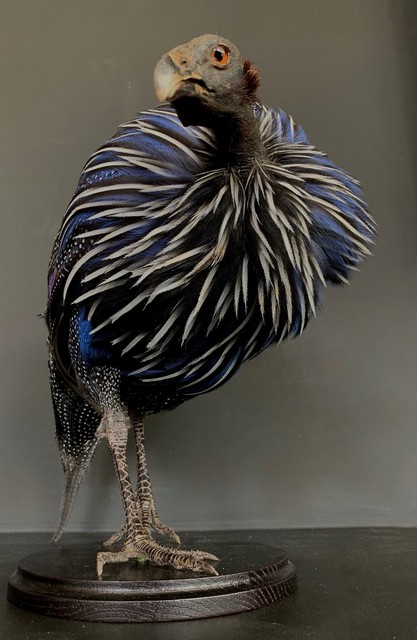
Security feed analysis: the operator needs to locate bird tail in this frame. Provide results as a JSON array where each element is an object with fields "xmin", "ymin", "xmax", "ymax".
[
  {"xmin": 52, "ymin": 439, "xmax": 100, "ymax": 542},
  {"xmin": 49, "ymin": 354, "xmax": 102, "ymax": 542}
]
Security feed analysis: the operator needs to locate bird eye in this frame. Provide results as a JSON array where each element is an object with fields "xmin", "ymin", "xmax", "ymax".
[{"xmin": 211, "ymin": 45, "xmax": 230, "ymax": 66}]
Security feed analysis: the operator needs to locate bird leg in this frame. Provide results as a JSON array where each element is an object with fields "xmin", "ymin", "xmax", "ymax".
[
  {"xmin": 104, "ymin": 414, "xmax": 180, "ymax": 548},
  {"xmin": 96, "ymin": 408, "xmax": 141, "ymax": 575},
  {"xmin": 95, "ymin": 376, "xmax": 218, "ymax": 577},
  {"xmin": 134, "ymin": 414, "xmax": 183, "ymax": 544}
]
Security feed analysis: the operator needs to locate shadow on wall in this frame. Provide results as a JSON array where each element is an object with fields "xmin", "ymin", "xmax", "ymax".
[{"xmin": 390, "ymin": 0, "xmax": 417, "ymax": 191}]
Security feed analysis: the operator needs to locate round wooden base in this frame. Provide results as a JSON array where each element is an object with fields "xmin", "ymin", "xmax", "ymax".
[{"xmin": 8, "ymin": 533, "xmax": 297, "ymax": 622}]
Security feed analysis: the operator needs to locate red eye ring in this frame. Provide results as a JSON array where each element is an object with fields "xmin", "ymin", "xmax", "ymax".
[{"xmin": 211, "ymin": 45, "xmax": 230, "ymax": 66}]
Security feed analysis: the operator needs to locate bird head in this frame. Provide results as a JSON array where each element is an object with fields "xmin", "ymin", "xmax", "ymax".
[{"xmin": 154, "ymin": 34, "xmax": 260, "ymax": 127}]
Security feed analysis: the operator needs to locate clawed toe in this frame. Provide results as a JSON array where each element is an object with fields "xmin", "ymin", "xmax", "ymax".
[
  {"xmin": 97, "ymin": 535, "xmax": 219, "ymax": 577},
  {"xmin": 195, "ymin": 561, "xmax": 219, "ymax": 576},
  {"xmin": 97, "ymin": 549, "xmax": 129, "ymax": 577},
  {"xmin": 172, "ymin": 547, "xmax": 219, "ymax": 562},
  {"xmin": 195, "ymin": 551, "xmax": 219, "ymax": 562},
  {"xmin": 151, "ymin": 518, "xmax": 181, "ymax": 545},
  {"xmin": 103, "ymin": 526, "xmax": 126, "ymax": 548}
]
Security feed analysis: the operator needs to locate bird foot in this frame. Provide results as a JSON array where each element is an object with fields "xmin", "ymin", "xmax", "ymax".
[
  {"xmin": 97, "ymin": 534, "xmax": 219, "ymax": 577},
  {"xmin": 103, "ymin": 513, "xmax": 181, "ymax": 548}
]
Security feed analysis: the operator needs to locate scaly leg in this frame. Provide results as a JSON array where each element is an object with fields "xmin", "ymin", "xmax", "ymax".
[
  {"xmin": 96, "ymin": 408, "xmax": 140, "ymax": 575},
  {"xmin": 94, "ymin": 371, "xmax": 218, "ymax": 577},
  {"xmin": 133, "ymin": 414, "xmax": 182, "ymax": 543},
  {"xmin": 104, "ymin": 414, "xmax": 180, "ymax": 547}
]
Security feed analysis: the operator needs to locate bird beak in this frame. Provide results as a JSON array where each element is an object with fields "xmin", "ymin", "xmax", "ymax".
[{"xmin": 154, "ymin": 48, "xmax": 207, "ymax": 103}]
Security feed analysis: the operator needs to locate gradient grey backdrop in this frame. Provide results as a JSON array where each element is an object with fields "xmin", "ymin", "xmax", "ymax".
[{"xmin": 1, "ymin": 0, "xmax": 416, "ymax": 534}]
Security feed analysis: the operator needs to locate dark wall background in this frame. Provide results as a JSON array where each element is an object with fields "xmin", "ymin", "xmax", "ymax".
[{"xmin": 1, "ymin": 0, "xmax": 416, "ymax": 533}]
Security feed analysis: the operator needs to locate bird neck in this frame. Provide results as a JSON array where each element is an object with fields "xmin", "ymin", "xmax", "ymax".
[
  {"xmin": 210, "ymin": 103, "xmax": 265, "ymax": 167},
  {"xmin": 172, "ymin": 96, "xmax": 264, "ymax": 167}
]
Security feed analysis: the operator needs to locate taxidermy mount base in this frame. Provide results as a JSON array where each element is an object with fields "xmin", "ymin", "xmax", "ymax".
[{"xmin": 8, "ymin": 532, "xmax": 297, "ymax": 622}]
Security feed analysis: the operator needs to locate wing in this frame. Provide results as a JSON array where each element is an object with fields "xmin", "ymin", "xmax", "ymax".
[{"xmin": 47, "ymin": 105, "xmax": 215, "ymax": 388}]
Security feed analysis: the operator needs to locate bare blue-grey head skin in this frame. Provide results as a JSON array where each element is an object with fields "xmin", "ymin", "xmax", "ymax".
[
  {"xmin": 47, "ymin": 34, "xmax": 375, "ymax": 578},
  {"xmin": 154, "ymin": 35, "xmax": 257, "ymax": 114},
  {"xmin": 154, "ymin": 34, "xmax": 262, "ymax": 159}
]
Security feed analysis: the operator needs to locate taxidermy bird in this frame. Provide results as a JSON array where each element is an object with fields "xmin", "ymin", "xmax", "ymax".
[{"xmin": 47, "ymin": 34, "xmax": 375, "ymax": 576}]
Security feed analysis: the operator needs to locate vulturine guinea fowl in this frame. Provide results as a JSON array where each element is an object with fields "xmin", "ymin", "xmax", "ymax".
[{"xmin": 46, "ymin": 35, "xmax": 375, "ymax": 576}]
